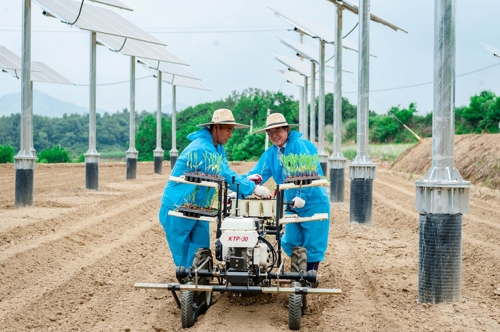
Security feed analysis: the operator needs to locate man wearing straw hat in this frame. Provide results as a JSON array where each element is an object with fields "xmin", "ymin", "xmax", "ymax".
[
  {"xmin": 159, "ymin": 109, "xmax": 271, "ymax": 269},
  {"xmin": 248, "ymin": 113, "xmax": 330, "ymax": 272}
]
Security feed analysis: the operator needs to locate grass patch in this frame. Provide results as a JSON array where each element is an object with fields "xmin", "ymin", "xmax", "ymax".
[{"xmin": 342, "ymin": 143, "xmax": 416, "ymax": 162}]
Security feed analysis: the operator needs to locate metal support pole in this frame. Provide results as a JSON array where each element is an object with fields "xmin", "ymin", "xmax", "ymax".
[
  {"xmin": 415, "ymin": 0, "xmax": 470, "ymax": 304},
  {"xmin": 329, "ymin": 6, "xmax": 346, "ymax": 203},
  {"xmin": 126, "ymin": 56, "xmax": 138, "ymax": 180},
  {"xmin": 15, "ymin": 0, "xmax": 36, "ymax": 207},
  {"xmin": 310, "ymin": 61, "xmax": 316, "ymax": 144},
  {"xmin": 154, "ymin": 71, "xmax": 164, "ymax": 174},
  {"xmin": 318, "ymin": 40, "xmax": 328, "ymax": 175},
  {"xmin": 85, "ymin": 31, "xmax": 100, "ymax": 190},
  {"xmin": 265, "ymin": 109, "xmax": 270, "ymax": 151},
  {"xmin": 349, "ymin": 0, "xmax": 376, "ymax": 224},
  {"xmin": 303, "ymin": 76, "xmax": 309, "ymax": 140},
  {"xmin": 29, "ymin": 80, "xmax": 35, "ymax": 156},
  {"xmin": 170, "ymin": 84, "xmax": 178, "ymax": 169},
  {"xmin": 298, "ymin": 86, "xmax": 304, "ymax": 134}
]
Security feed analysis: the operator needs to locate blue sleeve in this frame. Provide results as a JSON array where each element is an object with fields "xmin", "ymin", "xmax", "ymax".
[
  {"xmin": 246, "ymin": 149, "xmax": 273, "ymax": 185},
  {"xmin": 219, "ymin": 146, "xmax": 256, "ymax": 196}
]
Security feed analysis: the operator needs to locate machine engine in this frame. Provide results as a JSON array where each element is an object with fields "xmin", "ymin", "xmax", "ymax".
[{"xmin": 216, "ymin": 217, "xmax": 270, "ymax": 282}]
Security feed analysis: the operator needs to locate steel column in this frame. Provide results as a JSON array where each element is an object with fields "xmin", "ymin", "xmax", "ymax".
[
  {"xmin": 303, "ymin": 76, "xmax": 309, "ymax": 140},
  {"xmin": 318, "ymin": 40, "xmax": 328, "ymax": 175},
  {"xmin": 84, "ymin": 31, "xmax": 100, "ymax": 190},
  {"xmin": 15, "ymin": 0, "xmax": 36, "ymax": 207},
  {"xmin": 154, "ymin": 71, "xmax": 164, "ymax": 174},
  {"xmin": 348, "ymin": 0, "xmax": 376, "ymax": 224},
  {"xmin": 170, "ymin": 84, "xmax": 178, "ymax": 169},
  {"xmin": 329, "ymin": 6, "xmax": 347, "ymax": 203},
  {"xmin": 310, "ymin": 61, "xmax": 316, "ymax": 143},
  {"xmin": 126, "ymin": 56, "xmax": 138, "ymax": 179},
  {"xmin": 415, "ymin": 0, "xmax": 470, "ymax": 304}
]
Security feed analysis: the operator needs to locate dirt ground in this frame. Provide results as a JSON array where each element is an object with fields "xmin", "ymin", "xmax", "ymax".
[{"xmin": 1, "ymin": 138, "xmax": 500, "ymax": 331}]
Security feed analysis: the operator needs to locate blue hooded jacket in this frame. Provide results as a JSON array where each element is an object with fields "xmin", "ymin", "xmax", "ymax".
[
  {"xmin": 246, "ymin": 130, "xmax": 330, "ymax": 262},
  {"xmin": 159, "ymin": 127, "xmax": 256, "ymax": 267}
]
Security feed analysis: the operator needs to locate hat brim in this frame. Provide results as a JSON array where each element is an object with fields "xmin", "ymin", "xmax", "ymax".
[
  {"xmin": 254, "ymin": 123, "xmax": 299, "ymax": 134},
  {"xmin": 197, "ymin": 122, "xmax": 249, "ymax": 129}
]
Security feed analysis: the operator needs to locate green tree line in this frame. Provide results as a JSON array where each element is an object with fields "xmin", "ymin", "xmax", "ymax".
[{"xmin": 1, "ymin": 88, "xmax": 499, "ymax": 163}]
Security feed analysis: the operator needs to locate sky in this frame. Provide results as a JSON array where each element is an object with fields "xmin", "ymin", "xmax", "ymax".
[{"xmin": 1, "ymin": 0, "xmax": 500, "ymax": 116}]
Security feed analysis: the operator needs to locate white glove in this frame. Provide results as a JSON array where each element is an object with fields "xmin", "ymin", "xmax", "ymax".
[
  {"xmin": 253, "ymin": 185, "xmax": 271, "ymax": 198},
  {"xmin": 292, "ymin": 197, "xmax": 305, "ymax": 209},
  {"xmin": 228, "ymin": 192, "xmax": 237, "ymax": 199}
]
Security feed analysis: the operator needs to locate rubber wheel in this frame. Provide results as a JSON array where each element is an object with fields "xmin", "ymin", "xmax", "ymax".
[
  {"xmin": 289, "ymin": 281, "xmax": 303, "ymax": 330},
  {"xmin": 291, "ymin": 246, "xmax": 307, "ymax": 273},
  {"xmin": 192, "ymin": 248, "xmax": 213, "ymax": 312},
  {"xmin": 181, "ymin": 282, "xmax": 196, "ymax": 328}
]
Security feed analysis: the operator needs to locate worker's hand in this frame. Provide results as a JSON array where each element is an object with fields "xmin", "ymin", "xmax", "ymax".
[
  {"xmin": 292, "ymin": 197, "xmax": 305, "ymax": 209},
  {"xmin": 247, "ymin": 174, "xmax": 263, "ymax": 185},
  {"xmin": 253, "ymin": 185, "xmax": 271, "ymax": 199},
  {"xmin": 228, "ymin": 192, "xmax": 237, "ymax": 200}
]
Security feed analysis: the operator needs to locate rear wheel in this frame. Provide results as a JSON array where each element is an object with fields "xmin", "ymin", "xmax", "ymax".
[
  {"xmin": 288, "ymin": 281, "xmax": 304, "ymax": 330},
  {"xmin": 291, "ymin": 246, "xmax": 307, "ymax": 273}
]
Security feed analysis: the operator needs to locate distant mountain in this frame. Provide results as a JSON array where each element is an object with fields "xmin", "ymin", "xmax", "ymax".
[
  {"xmin": 0, "ymin": 90, "xmax": 109, "ymax": 117},
  {"xmin": 0, "ymin": 91, "xmax": 190, "ymax": 118}
]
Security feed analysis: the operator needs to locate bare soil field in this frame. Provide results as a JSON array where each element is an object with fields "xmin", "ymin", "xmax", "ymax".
[{"xmin": 1, "ymin": 138, "xmax": 500, "ymax": 331}]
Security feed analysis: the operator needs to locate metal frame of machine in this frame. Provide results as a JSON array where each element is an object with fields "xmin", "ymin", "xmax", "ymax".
[{"xmin": 135, "ymin": 174, "xmax": 342, "ymax": 330}]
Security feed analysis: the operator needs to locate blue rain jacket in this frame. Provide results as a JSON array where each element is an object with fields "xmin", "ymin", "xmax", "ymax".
[
  {"xmin": 159, "ymin": 127, "xmax": 256, "ymax": 267},
  {"xmin": 246, "ymin": 130, "xmax": 330, "ymax": 262}
]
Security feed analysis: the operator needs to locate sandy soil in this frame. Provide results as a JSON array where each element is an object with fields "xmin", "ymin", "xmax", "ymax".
[{"xmin": 0, "ymin": 155, "xmax": 499, "ymax": 331}]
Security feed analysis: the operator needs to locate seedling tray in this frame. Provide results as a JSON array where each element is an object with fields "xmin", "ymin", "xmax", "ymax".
[
  {"xmin": 177, "ymin": 206, "xmax": 218, "ymax": 218},
  {"xmin": 183, "ymin": 172, "xmax": 224, "ymax": 183},
  {"xmin": 283, "ymin": 175, "xmax": 321, "ymax": 185}
]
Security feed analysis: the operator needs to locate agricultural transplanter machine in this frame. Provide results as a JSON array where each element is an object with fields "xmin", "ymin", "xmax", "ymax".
[{"xmin": 135, "ymin": 173, "xmax": 342, "ymax": 330}]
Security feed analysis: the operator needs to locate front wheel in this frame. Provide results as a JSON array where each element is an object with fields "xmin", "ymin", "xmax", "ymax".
[
  {"xmin": 180, "ymin": 282, "xmax": 196, "ymax": 328},
  {"xmin": 288, "ymin": 281, "xmax": 304, "ymax": 330}
]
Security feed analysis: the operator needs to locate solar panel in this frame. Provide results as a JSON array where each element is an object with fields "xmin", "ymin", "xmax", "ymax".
[
  {"xmin": 97, "ymin": 33, "xmax": 189, "ymax": 65},
  {"xmin": 277, "ymin": 69, "xmax": 334, "ymax": 93},
  {"xmin": 273, "ymin": 54, "xmax": 335, "ymax": 83},
  {"xmin": 34, "ymin": 0, "xmax": 165, "ymax": 45},
  {"xmin": 165, "ymin": 74, "xmax": 210, "ymax": 91},
  {"xmin": 0, "ymin": 45, "xmax": 42, "ymax": 77},
  {"xmin": 0, "ymin": 45, "xmax": 24, "ymax": 70},
  {"xmin": 481, "ymin": 43, "xmax": 500, "ymax": 58},
  {"xmin": 31, "ymin": 61, "xmax": 73, "ymax": 84},
  {"xmin": 270, "ymin": 7, "xmax": 339, "ymax": 44},
  {"xmin": 142, "ymin": 58, "xmax": 199, "ymax": 79},
  {"xmin": 89, "ymin": 0, "xmax": 132, "ymax": 11},
  {"xmin": 278, "ymin": 37, "xmax": 354, "ymax": 72},
  {"xmin": 327, "ymin": 0, "xmax": 408, "ymax": 33}
]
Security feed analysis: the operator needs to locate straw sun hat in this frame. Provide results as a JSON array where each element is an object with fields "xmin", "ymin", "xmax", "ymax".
[
  {"xmin": 197, "ymin": 109, "xmax": 249, "ymax": 128},
  {"xmin": 254, "ymin": 113, "xmax": 298, "ymax": 134}
]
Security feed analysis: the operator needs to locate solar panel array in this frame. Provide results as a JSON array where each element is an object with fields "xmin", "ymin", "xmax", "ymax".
[
  {"xmin": 165, "ymin": 74, "xmax": 210, "ymax": 91},
  {"xmin": 34, "ymin": 0, "xmax": 164, "ymax": 45},
  {"xmin": 273, "ymin": 54, "xmax": 335, "ymax": 83},
  {"xmin": 89, "ymin": 0, "xmax": 132, "ymax": 11},
  {"xmin": 31, "ymin": 61, "xmax": 73, "ymax": 84},
  {"xmin": 277, "ymin": 69, "xmax": 334, "ymax": 93},
  {"xmin": 1, "ymin": 46, "xmax": 72, "ymax": 84},
  {"xmin": 327, "ymin": 0, "xmax": 408, "ymax": 33},
  {"xmin": 142, "ymin": 58, "xmax": 198, "ymax": 79},
  {"xmin": 97, "ymin": 33, "xmax": 189, "ymax": 65},
  {"xmin": 482, "ymin": 43, "xmax": 500, "ymax": 58},
  {"xmin": 277, "ymin": 37, "xmax": 354, "ymax": 72},
  {"xmin": 270, "ymin": 7, "xmax": 338, "ymax": 43}
]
